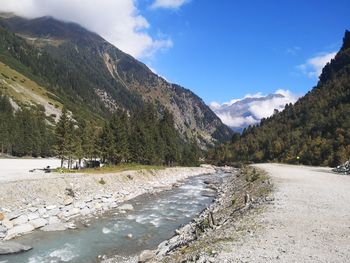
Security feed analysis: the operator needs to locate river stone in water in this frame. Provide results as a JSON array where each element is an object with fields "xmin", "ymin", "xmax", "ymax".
[{"xmin": 0, "ymin": 241, "xmax": 32, "ymax": 255}]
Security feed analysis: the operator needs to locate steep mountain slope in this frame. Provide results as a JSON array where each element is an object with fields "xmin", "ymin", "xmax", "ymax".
[
  {"xmin": 0, "ymin": 14, "xmax": 232, "ymax": 144},
  {"xmin": 209, "ymin": 30, "xmax": 350, "ymax": 166},
  {"xmin": 210, "ymin": 93, "xmax": 297, "ymax": 132}
]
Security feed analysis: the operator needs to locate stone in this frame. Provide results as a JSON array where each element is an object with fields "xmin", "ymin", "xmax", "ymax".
[
  {"xmin": 29, "ymin": 218, "xmax": 48, "ymax": 229},
  {"xmin": 48, "ymin": 208, "xmax": 60, "ymax": 216},
  {"xmin": 80, "ymin": 207, "xmax": 91, "ymax": 216},
  {"xmin": 28, "ymin": 207, "xmax": 38, "ymax": 213},
  {"xmin": 6, "ymin": 211, "xmax": 22, "ymax": 220},
  {"xmin": 2, "ymin": 219, "xmax": 13, "ymax": 229},
  {"xmin": 27, "ymin": 212, "xmax": 39, "ymax": 221},
  {"xmin": 11, "ymin": 215, "xmax": 28, "ymax": 226},
  {"xmin": 46, "ymin": 205, "xmax": 57, "ymax": 210},
  {"xmin": 38, "ymin": 208, "xmax": 47, "ymax": 215},
  {"xmin": 48, "ymin": 216, "xmax": 61, "ymax": 225},
  {"xmin": 138, "ymin": 250, "xmax": 156, "ymax": 262},
  {"xmin": 74, "ymin": 201, "xmax": 86, "ymax": 209},
  {"xmin": 64, "ymin": 196, "xmax": 74, "ymax": 206},
  {"xmin": 41, "ymin": 223, "xmax": 67, "ymax": 232},
  {"xmin": 4, "ymin": 224, "xmax": 35, "ymax": 240},
  {"xmin": 0, "ymin": 241, "xmax": 32, "ymax": 255},
  {"xmin": 0, "ymin": 212, "xmax": 4, "ymax": 221},
  {"xmin": 118, "ymin": 204, "xmax": 134, "ymax": 211}
]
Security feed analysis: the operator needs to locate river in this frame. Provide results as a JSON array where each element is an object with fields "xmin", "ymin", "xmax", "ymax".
[{"xmin": 0, "ymin": 172, "xmax": 228, "ymax": 263}]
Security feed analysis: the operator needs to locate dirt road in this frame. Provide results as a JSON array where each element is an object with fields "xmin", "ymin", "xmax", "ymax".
[{"xmin": 216, "ymin": 163, "xmax": 350, "ymax": 262}]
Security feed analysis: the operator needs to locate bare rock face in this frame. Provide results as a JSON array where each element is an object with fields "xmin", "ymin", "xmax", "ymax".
[{"xmin": 0, "ymin": 241, "xmax": 32, "ymax": 255}]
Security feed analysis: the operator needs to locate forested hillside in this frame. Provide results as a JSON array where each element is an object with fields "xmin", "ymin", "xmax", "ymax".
[
  {"xmin": 0, "ymin": 14, "xmax": 232, "ymax": 145},
  {"xmin": 208, "ymin": 30, "xmax": 350, "ymax": 167},
  {"xmin": 0, "ymin": 94, "xmax": 199, "ymax": 166}
]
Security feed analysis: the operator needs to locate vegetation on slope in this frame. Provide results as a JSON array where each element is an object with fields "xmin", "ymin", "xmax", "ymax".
[{"xmin": 208, "ymin": 30, "xmax": 350, "ymax": 167}]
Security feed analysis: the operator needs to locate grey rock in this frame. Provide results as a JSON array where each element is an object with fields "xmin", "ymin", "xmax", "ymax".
[
  {"xmin": 11, "ymin": 215, "xmax": 28, "ymax": 226},
  {"xmin": 80, "ymin": 207, "xmax": 91, "ymax": 216},
  {"xmin": 29, "ymin": 218, "xmax": 48, "ymax": 229},
  {"xmin": 0, "ymin": 241, "xmax": 32, "ymax": 255},
  {"xmin": 41, "ymin": 223, "xmax": 67, "ymax": 232},
  {"xmin": 6, "ymin": 211, "xmax": 22, "ymax": 220},
  {"xmin": 48, "ymin": 216, "xmax": 61, "ymax": 225},
  {"xmin": 2, "ymin": 219, "xmax": 13, "ymax": 229},
  {"xmin": 38, "ymin": 207, "xmax": 47, "ymax": 215},
  {"xmin": 4, "ymin": 224, "xmax": 35, "ymax": 240},
  {"xmin": 27, "ymin": 212, "xmax": 39, "ymax": 221},
  {"xmin": 48, "ymin": 208, "xmax": 60, "ymax": 216},
  {"xmin": 45, "ymin": 205, "xmax": 57, "ymax": 210}
]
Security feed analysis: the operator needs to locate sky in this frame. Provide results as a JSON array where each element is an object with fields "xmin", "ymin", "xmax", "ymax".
[{"xmin": 0, "ymin": 0, "xmax": 349, "ymax": 106}]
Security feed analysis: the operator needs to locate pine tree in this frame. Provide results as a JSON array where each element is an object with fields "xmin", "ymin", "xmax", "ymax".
[{"xmin": 54, "ymin": 108, "xmax": 73, "ymax": 168}]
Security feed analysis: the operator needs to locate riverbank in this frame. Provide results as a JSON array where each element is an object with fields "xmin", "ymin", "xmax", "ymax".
[{"xmin": 0, "ymin": 162, "xmax": 217, "ymax": 242}]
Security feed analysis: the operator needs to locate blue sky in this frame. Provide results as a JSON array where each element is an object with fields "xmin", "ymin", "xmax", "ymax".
[
  {"xmin": 1, "ymin": 0, "xmax": 349, "ymax": 104},
  {"xmin": 138, "ymin": 0, "xmax": 350, "ymax": 104}
]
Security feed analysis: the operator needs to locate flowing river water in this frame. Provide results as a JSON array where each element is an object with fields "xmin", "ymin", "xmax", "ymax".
[{"xmin": 0, "ymin": 172, "xmax": 228, "ymax": 263}]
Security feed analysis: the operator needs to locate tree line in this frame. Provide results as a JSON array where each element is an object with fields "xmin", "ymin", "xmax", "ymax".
[{"xmin": 0, "ymin": 95, "xmax": 200, "ymax": 167}]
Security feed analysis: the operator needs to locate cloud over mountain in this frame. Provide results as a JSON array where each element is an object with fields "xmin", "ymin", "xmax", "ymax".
[
  {"xmin": 0, "ymin": 0, "xmax": 172, "ymax": 58},
  {"xmin": 210, "ymin": 89, "xmax": 299, "ymax": 131}
]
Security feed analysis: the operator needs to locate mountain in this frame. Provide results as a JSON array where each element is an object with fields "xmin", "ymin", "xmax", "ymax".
[
  {"xmin": 0, "ymin": 14, "xmax": 232, "ymax": 145},
  {"xmin": 210, "ymin": 92, "xmax": 298, "ymax": 132},
  {"xmin": 208, "ymin": 30, "xmax": 350, "ymax": 167}
]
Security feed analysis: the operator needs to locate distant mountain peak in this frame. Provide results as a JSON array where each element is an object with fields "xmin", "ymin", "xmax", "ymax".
[{"xmin": 210, "ymin": 90, "xmax": 299, "ymax": 132}]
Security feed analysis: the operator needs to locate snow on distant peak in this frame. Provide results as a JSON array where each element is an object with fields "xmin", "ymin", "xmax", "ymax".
[{"xmin": 210, "ymin": 89, "xmax": 300, "ymax": 132}]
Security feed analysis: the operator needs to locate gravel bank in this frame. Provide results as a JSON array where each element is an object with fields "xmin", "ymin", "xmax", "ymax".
[{"xmin": 0, "ymin": 160, "xmax": 216, "ymax": 241}]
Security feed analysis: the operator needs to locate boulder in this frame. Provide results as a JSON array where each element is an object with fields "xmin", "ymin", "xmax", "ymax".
[
  {"xmin": 4, "ymin": 224, "xmax": 35, "ymax": 240},
  {"xmin": 138, "ymin": 250, "xmax": 156, "ymax": 262},
  {"xmin": 29, "ymin": 218, "xmax": 48, "ymax": 229},
  {"xmin": 0, "ymin": 241, "xmax": 32, "ymax": 255},
  {"xmin": 11, "ymin": 215, "xmax": 28, "ymax": 226},
  {"xmin": 41, "ymin": 223, "xmax": 67, "ymax": 232}
]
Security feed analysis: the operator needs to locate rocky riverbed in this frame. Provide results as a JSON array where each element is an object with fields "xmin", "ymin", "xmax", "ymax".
[
  {"xmin": 0, "ymin": 164, "xmax": 216, "ymax": 247},
  {"xmin": 101, "ymin": 166, "xmax": 272, "ymax": 263}
]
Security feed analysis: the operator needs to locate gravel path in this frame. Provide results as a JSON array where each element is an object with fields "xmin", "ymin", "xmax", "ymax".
[{"xmin": 216, "ymin": 163, "xmax": 350, "ymax": 262}]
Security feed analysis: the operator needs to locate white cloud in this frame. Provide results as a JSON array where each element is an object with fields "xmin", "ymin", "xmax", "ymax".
[
  {"xmin": 151, "ymin": 0, "xmax": 189, "ymax": 9},
  {"xmin": 0, "ymin": 0, "xmax": 173, "ymax": 58},
  {"xmin": 210, "ymin": 89, "xmax": 300, "ymax": 129},
  {"xmin": 216, "ymin": 113, "xmax": 257, "ymax": 128},
  {"xmin": 297, "ymin": 51, "xmax": 336, "ymax": 78},
  {"xmin": 248, "ymin": 90, "xmax": 298, "ymax": 119}
]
